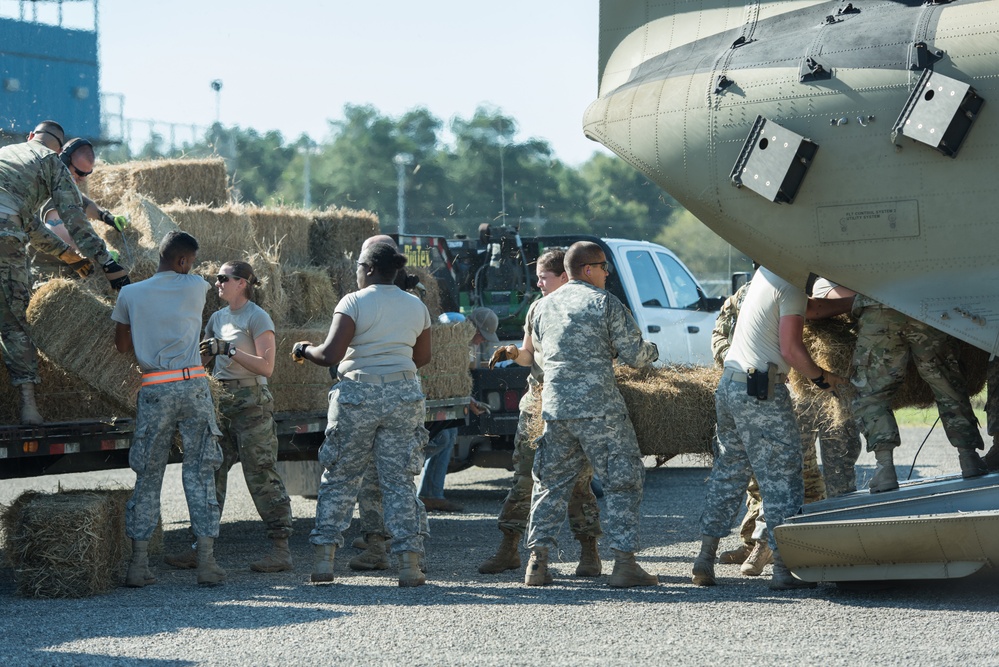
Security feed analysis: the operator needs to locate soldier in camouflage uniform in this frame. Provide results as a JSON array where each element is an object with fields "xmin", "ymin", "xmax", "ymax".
[
  {"xmin": 112, "ymin": 231, "xmax": 225, "ymax": 588},
  {"xmin": 524, "ymin": 241, "xmax": 658, "ymax": 588},
  {"xmin": 479, "ymin": 249, "xmax": 602, "ymax": 577},
  {"xmin": 294, "ymin": 242, "xmax": 431, "ymax": 587},
  {"xmin": 0, "ymin": 121, "xmax": 130, "ymax": 423},
  {"xmin": 693, "ymin": 267, "xmax": 851, "ymax": 590},
  {"xmin": 850, "ymin": 297, "xmax": 987, "ymax": 491},
  {"xmin": 984, "ymin": 358, "xmax": 999, "ymax": 471}
]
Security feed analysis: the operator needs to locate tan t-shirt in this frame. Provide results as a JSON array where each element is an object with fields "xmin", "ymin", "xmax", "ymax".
[
  {"xmin": 724, "ymin": 267, "xmax": 806, "ymax": 376},
  {"xmin": 335, "ymin": 284, "xmax": 432, "ymax": 376},
  {"xmin": 204, "ymin": 301, "xmax": 275, "ymax": 381}
]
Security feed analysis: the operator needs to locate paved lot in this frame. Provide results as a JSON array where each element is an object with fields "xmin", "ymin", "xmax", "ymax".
[{"xmin": 1, "ymin": 425, "xmax": 997, "ymax": 666}]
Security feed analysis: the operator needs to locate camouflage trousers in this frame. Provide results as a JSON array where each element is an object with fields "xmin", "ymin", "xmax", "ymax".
[
  {"xmin": 356, "ymin": 460, "xmax": 430, "ymax": 539},
  {"xmin": 986, "ymin": 357, "xmax": 999, "ymax": 439},
  {"xmin": 0, "ymin": 236, "xmax": 38, "ymax": 386},
  {"xmin": 701, "ymin": 374, "xmax": 803, "ymax": 552},
  {"xmin": 527, "ymin": 413, "xmax": 643, "ymax": 553},
  {"xmin": 497, "ymin": 409, "xmax": 601, "ymax": 538},
  {"xmin": 215, "ymin": 383, "xmax": 293, "ymax": 540},
  {"xmin": 126, "ymin": 377, "xmax": 223, "ymax": 541},
  {"xmin": 310, "ymin": 379, "xmax": 428, "ymax": 555},
  {"xmin": 799, "ymin": 397, "xmax": 861, "ymax": 498},
  {"xmin": 851, "ymin": 305, "xmax": 983, "ymax": 452}
]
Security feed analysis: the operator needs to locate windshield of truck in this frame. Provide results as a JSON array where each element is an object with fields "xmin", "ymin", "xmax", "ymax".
[
  {"xmin": 626, "ymin": 250, "xmax": 671, "ymax": 308},
  {"xmin": 657, "ymin": 252, "xmax": 701, "ymax": 309}
]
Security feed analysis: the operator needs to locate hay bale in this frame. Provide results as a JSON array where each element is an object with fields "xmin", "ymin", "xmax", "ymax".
[
  {"xmin": 247, "ymin": 249, "xmax": 288, "ymax": 326},
  {"xmin": 26, "ymin": 279, "xmax": 140, "ymax": 413},
  {"xmin": 615, "ymin": 365, "xmax": 721, "ymax": 459},
  {"xmin": 160, "ymin": 203, "xmax": 253, "ymax": 266},
  {"xmin": 244, "ymin": 205, "xmax": 313, "ymax": 267},
  {"xmin": 421, "ymin": 322, "xmax": 475, "ymax": 400},
  {"xmin": 328, "ymin": 258, "xmax": 358, "ymax": 302},
  {"xmin": 93, "ymin": 192, "xmax": 180, "ymax": 282},
  {"xmin": 87, "ymin": 158, "xmax": 229, "ymax": 209},
  {"xmin": 0, "ymin": 357, "xmax": 127, "ymax": 422},
  {"xmin": 309, "ymin": 207, "xmax": 380, "ymax": 267},
  {"xmin": 408, "ymin": 266, "xmax": 443, "ymax": 319},
  {"xmin": 283, "ymin": 268, "xmax": 336, "ymax": 326},
  {"xmin": 270, "ymin": 327, "xmax": 335, "ymax": 412}
]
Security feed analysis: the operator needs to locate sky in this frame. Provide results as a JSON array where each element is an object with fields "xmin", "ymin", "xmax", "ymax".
[{"xmin": 79, "ymin": 0, "xmax": 609, "ymax": 165}]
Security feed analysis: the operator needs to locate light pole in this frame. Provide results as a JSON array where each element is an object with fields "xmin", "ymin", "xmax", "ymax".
[
  {"xmin": 393, "ymin": 153, "xmax": 414, "ymax": 235},
  {"xmin": 210, "ymin": 79, "xmax": 223, "ymax": 125},
  {"xmin": 301, "ymin": 139, "xmax": 316, "ymax": 208}
]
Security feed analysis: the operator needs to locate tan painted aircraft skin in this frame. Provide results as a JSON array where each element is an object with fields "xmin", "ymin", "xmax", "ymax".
[{"xmin": 584, "ymin": 0, "xmax": 999, "ymax": 354}]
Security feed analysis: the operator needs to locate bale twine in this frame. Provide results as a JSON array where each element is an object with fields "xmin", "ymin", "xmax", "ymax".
[
  {"xmin": 270, "ymin": 327, "xmax": 335, "ymax": 412},
  {"xmin": 2, "ymin": 489, "xmax": 163, "ymax": 597},
  {"xmin": 26, "ymin": 279, "xmax": 139, "ymax": 413},
  {"xmin": 87, "ymin": 158, "xmax": 229, "ymax": 209},
  {"xmin": 615, "ymin": 365, "xmax": 721, "ymax": 460},
  {"xmin": 309, "ymin": 207, "xmax": 380, "ymax": 267},
  {"xmin": 421, "ymin": 322, "xmax": 475, "ymax": 400},
  {"xmin": 283, "ymin": 268, "xmax": 336, "ymax": 326},
  {"xmin": 245, "ymin": 205, "xmax": 313, "ymax": 267},
  {"xmin": 407, "ymin": 266, "xmax": 443, "ymax": 319},
  {"xmin": 160, "ymin": 203, "xmax": 253, "ymax": 267}
]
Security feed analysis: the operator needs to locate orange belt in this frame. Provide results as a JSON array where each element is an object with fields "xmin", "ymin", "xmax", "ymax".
[{"xmin": 141, "ymin": 366, "xmax": 207, "ymax": 387}]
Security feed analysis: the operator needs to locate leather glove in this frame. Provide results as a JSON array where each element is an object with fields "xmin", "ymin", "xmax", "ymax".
[
  {"xmin": 292, "ymin": 341, "xmax": 311, "ymax": 364},
  {"xmin": 58, "ymin": 249, "xmax": 93, "ymax": 279},
  {"xmin": 101, "ymin": 210, "xmax": 129, "ymax": 232},
  {"xmin": 102, "ymin": 258, "xmax": 131, "ymax": 290},
  {"xmin": 200, "ymin": 337, "xmax": 234, "ymax": 358},
  {"xmin": 488, "ymin": 344, "xmax": 519, "ymax": 369}
]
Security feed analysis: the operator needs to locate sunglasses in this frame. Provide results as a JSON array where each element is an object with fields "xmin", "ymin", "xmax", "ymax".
[
  {"xmin": 71, "ymin": 164, "xmax": 92, "ymax": 178},
  {"xmin": 216, "ymin": 274, "xmax": 241, "ymax": 283},
  {"xmin": 582, "ymin": 261, "xmax": 609, "ymax": 271}
]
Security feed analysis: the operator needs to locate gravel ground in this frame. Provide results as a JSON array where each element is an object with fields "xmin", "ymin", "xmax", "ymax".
[{"xmin": 1, "ymin": 424, "xmax": 997, "ymax": 666}]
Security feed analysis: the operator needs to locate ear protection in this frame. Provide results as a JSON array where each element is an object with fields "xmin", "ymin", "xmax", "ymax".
[{"xmin": 60, "ymin": 138, "xmax": 93, "ymax": 169}]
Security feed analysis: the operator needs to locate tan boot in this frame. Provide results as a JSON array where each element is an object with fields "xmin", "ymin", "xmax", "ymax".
[
  {"xmin": 769, "ymin": 551, "xmax": 816, "ymax": 590},
  {"xmin": 575, "ymin": 535, "xmax": 602, "ymax": 577},
  {"xmin": 349, "ymin": 534, "xmax": 390, "ymax": 571},
  {"xmin": 869, "ymin": 447, "xmax": 899, "ymax": 493},
  {"xmin": 718, "ymin": 542, "xmax": 753, "ymax": 565},
  {"xmin": 196, "ymin": 537, "xmax": 226, "ymax": 586},
  {"xmin": 351, "ymin": 535, "xmax": 368, "ymax": 550},
  {"xmin": 19, "ymin": 384, "xmax": 43, "ymax": 425},
  {"xmin": 740, "ymin": 540, "xmax": 774, "ymax": 576},
  {"xmin": 398, "ymin": 552, "xmax": 426, "ymax": 587},
  {"xmin": 691, "ymin": 535, "xmax": 720, "ymax": 586},
  {"xmin": 250, "ymin": 538, "xmax": 293, "ymax": 573},
  {"xmin": 163, "ymin": 544, "xmax": 198, "ymax": 569},
  {"xmin": 125, "ymin": 540, "xmax": 156, "ymax": 587},
  {"xmin": 311, "ymin": 544, "xmax": 337, "ymax": 584},
  {"xmin": 478, "ymin": 529, "xmax": 521, "ymax": 574},
  {"xmin": 608, "ymin": 549, "xmax": 657, "ymax": 587},
  {"xmin": 524, "ymin": 548, "xmax": 553, "ymax": 586},
  {"xmin": 959, "ymin": 449, "xmax": 988, "ymax": 478}
]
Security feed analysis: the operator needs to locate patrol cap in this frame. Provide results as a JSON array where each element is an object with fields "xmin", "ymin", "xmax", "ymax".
[{"xmin": 468, "ymin": 308, "xmax": 499, "ymax": 344}]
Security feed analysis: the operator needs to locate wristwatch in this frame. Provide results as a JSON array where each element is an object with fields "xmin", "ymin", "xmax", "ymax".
[{"xmin": 227, "ymin": 346, "xmax": 237, "ymax": 358}]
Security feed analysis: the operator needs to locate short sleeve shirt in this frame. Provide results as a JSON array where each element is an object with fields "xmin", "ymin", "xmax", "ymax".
[
  {"xmin": 204, "ymin": 300, "xmax": 275, "ymax": 381},
  {"xmin": 724, "ymin": 267, "xmax": 806, "ymax": 376},
  {"xmin": 335, "ymin": 284, "xmax": 432, "ymax": 376}
]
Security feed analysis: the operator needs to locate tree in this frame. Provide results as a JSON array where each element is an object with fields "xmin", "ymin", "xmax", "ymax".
[
  {"xmin": 654, "ymin": 210, "xmax": 752, "ymax": 294},
  {"xmin": 578, "ymin": 153, "xmax": 682, "ymax": 240}
]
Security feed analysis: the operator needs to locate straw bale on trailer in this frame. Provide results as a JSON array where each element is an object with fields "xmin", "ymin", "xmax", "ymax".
[
  {"xmin": 26, "ymin": 279, "xmax": 140, "ymax": 413},
  {"xmin": 421, "ymin": 321, "xmax": 475, "ymax": 400},
  {"xmin": 87, "ymin": 158, "xmax": 229, "ymax": 209},
  {"xmin": 283, "ymin": 268, "xmax": 336, "ymax": 326},
  {"xmin": 328, "ymin": 257, "xmax": 359, "ymax": 302},
  {"xmin": 309, "ymin": 207, "xmax": 380, "ymax": 266},
  {"xmin": 160, "ymin": 203, "xmax": 253, "ymax": 266},
  {"xmin": 615, "ymin": 365, "xmax": 721, "ymax": 460},
  {"xmin": 407, "ymin": 266, "xmax": 443, "ymax": 319},
  {"xmin": 0, "ymin": 357, "xmax": 124, "ymax": 422},
  {"xmin": 94, "ymin": 192, "xmax": 180, "ymax": 282},
  {"xmin": 246, "ymin": 249, "xmax": 288, "ymax": 326},
  {"xmin": 270, "ymin": 327, "xmax": 335, "ymax": 413},
  {"xmin": 244, "ymin": 205, "xmax": 313, "ymax": 266}
]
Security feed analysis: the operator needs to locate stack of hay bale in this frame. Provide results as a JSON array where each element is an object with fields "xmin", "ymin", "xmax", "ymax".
[{"xmin": 19, "ymin": 157, "xmax": 457, "ymax": 418}]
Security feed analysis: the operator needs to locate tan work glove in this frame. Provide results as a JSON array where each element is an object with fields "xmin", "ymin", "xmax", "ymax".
[
  {"xmin": 292, "ymin": 341, "xmax": 311, "ymax": 364},
  {"xmin": 488, "ymin": 344, "xmax": 519, "ymax": 369},
  {"xmin": 58, "ymin": 248, "xmax": 93, "ymax": 278}
]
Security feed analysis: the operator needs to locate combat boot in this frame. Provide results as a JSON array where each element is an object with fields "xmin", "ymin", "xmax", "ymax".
[
  {"xmin": 985, "ymin": 439, "xmax": 999, "ymax": 472},
  {"xmin": 163, "ymin": 544, "xmax": 198, "ymax": 569},
  {"xmin": 769, "ymin": 551, "xmax": 817, "ymax": 590},
  {"xmin": 19, "ymin": 384, "xmax": 43, "ymax": 425},
  {"xmin": 478, "ymin": 529, "xmax": 521, "ymax": 574},
  {"xmin": 869, "ymin": 447, "xmax": 899, "ymax": 493},
  {"xmin": 125, "ymin": 540, "xmax": 156, "ymax": 588},
  {"xmin": 718, "ymin": 542, "xmax": 753, "ymax": 565},
  {"xmin": 311, "ymin": 544, "xmax": 336, "ymax": 583},
  {"xmin": 740, "ymin": 540, "xmax": 774, "ymax": 577},
  {"xmin": 524, "ymin": 548, "xmax": 553, "ymax": 586},
  {"xmin": 575, "ymin": 535, "xmax": 602, "ymax": 577},
  {"xmin": 691, "ymin": 535, "xmax": 720, "ymax": 586},
  {"xmin": 349, "ymin": 534, "xmax": 390, "ymax": 571},
  {"xmin": 196, "ymin": 537, "xmax": 226, "ymax": 586},
  {"xmin": 958, "ymin": 449, "xmax": 988, "ymax": 478},
  {"xmin": 608, "ymin": 550, "xmax": 657, "ymax": 588},
  {"xmin": 398, "ymin": 552, "xmax": 426, "ymax": 587},
  {"xmin": 250, "ymin": 538, "xmax": 293, "ymax": 573},
  {"xmin": 351, "ymin": 535, "xmax": 368, "ymax": 550}
]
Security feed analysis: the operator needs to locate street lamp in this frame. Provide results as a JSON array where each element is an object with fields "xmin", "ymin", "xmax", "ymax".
[
  {"xmin": 210, "ymin": 79, "xmax": 223, "ymax": 125},
  {"xmin": 393, "ymin": 153, "xmax": 414, "ymax": 235}
]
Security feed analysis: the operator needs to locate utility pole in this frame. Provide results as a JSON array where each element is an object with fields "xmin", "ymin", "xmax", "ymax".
[{"xmin": 393, "ymin": 153, "xmax": 414, "ymax": 234}]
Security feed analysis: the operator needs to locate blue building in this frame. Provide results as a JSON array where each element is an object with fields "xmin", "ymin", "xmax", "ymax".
[{"xmin": 0, "ymin": 6, "xmax": 100, "ymax": 143}]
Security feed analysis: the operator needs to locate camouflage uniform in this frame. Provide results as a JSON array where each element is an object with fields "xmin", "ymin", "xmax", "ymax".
[
  {"xmin": 797, "ymin": 396, "xmax": 861, "ymax": 497},
  {"xmin": 310, "ymin": 378, "xmax": 428, "ymax": 555},
  {"xmin": 126, "ymin": 377, "xmax": 224, "ymax": 541},
  {"xmin": 526, "ymin": 281, "xmax": 658, "ymax": 554},
  {"xmin": 987, "ymin": 358, "xmax": 999, "ymax": 442},
  {"xmin": 357, "ymin": 458, "xmax": 430, "ymax": 539},
  {"xmin": 214, "ymin": 383, "xmax": 293, "ymax": 539},
  {"xmin": 851, "ymin": 300, "xmax": 983, "ymax": 453},
  {"xmin": 0, "ymin": 140, "xmax": 112, "ymax": 385}
]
